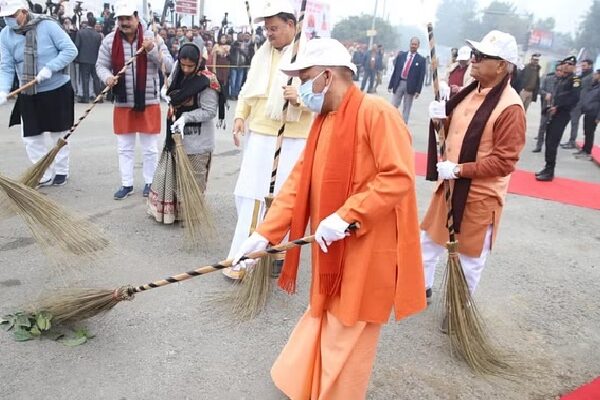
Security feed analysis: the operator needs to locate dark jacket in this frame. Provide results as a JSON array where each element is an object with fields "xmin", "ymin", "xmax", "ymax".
[
  {"xmin": 362, "ymin": 50, "xmax": 383, "ymax": 73},
  {"xmin": 553, "ymin": 73, "xmax": 581, "ymax": 113},
  {"xmin": 515, "ymin": 63, "xmax": 541, "ymax": 101},
  {"xmin": 229, "ymin": 40, "xmax": 254, "ymax": 67},
  {"xmin": 74, "ymin": 26, "xmax": 102, "ymax": 64},
  {"xmin": 388, "ymin": 51, "xmax": 426, "ymax": 95},
  {"xmin": 582, "ymin": 81, "xmax": 600, "ymax": 119}
]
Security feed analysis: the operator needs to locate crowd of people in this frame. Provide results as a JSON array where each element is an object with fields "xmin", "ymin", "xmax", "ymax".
[{"xmin": 0, "ymin": 0, "xmax": 597, "ymax": 397}]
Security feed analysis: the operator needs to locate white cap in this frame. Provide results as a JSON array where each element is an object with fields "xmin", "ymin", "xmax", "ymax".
[
  {"xmin": 456, "ymin": 46, "xmax": 471, "ymax": 62},
  {"xmin": 114, "ymin": 0, "xmax": 137, "ymax": 17},
  {"xmin": 254, "ymin": 0, "xmax": 295, "ymax": 23},
  {"xmin": 0, "ymin": 0, "xmax": 28, "ymax": 17},
  {"xmin": 466, "ymin": 30, "xmax": 518, "ymax": 65},
  {"xmin": 280, "ymin": 38, "xmax": 357, "ymax": 77}
]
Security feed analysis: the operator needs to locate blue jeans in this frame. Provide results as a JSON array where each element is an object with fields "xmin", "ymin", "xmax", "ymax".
[{"xmin": 229, "ymin": 67, "xmax": 247, "ymax": 98}]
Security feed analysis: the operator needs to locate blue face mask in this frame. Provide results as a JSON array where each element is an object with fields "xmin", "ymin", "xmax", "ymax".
[
  {"xmin": 4, "ymin": 17, "xmax": 19, "ymax": 30},
  {"xmin": 299, "ymin": 70, "xmax": 329, "ymax": 114}
]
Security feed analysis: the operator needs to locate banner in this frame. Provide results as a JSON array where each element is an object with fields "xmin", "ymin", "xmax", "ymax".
[
  {"xmin": 176, "ymin": 0, "xmax": 197, "ymax": 16},
  {"xmin": 293, "ymin": 0, "xmax": 331, "ymax": 39},
  {"xmin": 528, "ymin": 29, "xmax": 554, "ymax": 50}
]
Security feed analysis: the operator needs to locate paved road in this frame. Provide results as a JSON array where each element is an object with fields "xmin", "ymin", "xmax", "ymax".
[{"xmin": 0, "ymin": 83, "xmax": 599, "ymax": 399}]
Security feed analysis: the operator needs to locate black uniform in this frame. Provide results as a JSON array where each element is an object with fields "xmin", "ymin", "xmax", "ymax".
[{"xmin": 541, "ymin": 72, "xmax": 581, "ymax": 174}]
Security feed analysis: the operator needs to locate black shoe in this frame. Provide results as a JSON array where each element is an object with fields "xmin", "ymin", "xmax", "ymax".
[
  {"xmin": 532, "ymin": 147, "xmax": 542, "ymax": 153},
  {"xmin": 560, "ymin": 141, "xmax": 576, "ymax": 149},
  {"xmin": 573, "ymin": 149, "xmax": 586, "ymax": 155},
  {"xmin": 536, "ymin": 170, "xmax": 554, "ymax": 181},
  {"xmin": 52, "ymin": 174, "xmax": 68, "ymax": 186},
  {"xmin": 426, "ymin": 288, "xmax": 432, "ymax": 305},
  {"xmin": 535, "ymin": 166, "xmax": 550, "ymax": 177},
  {"xmin": 142, "ymin": 183, "xmax": 151, "ymax": 197}
]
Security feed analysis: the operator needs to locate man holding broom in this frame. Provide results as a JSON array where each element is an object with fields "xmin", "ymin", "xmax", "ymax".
[
  {"xmin": 0, "ymin": 0, "xmax": 77, "ymax": 187},
  {"xmin": 422, "ymin": 31, "xmax": 526, "ymax": 313},
  {"xmin": 233, "ymin": 38, "xmax": 426, "ymax": 399},
  {"xmin": 96, "ymin": 0, "xmax": 172, "ymax": 200},
  {"xmin": 222, "ymin": 0, "xmax": 313, "ymax": 280}
]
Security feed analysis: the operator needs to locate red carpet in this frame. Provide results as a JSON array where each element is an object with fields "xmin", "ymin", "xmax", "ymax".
[
  {"xmin": 414, "ymin": 152, "xmax": 600, "ymax": 211},
  {"xmin": 561, "ymin": 377, "xmax": 600, "ymax": 399}
]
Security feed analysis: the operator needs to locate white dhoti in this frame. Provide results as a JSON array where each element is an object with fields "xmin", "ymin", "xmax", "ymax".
[
  {"xmin": 228, "ymin": 131, "xmax": 306, "ymax": 258},
  {"xmin": 421, "ymin": 225, "xmax": 493, "ymax": 294}
]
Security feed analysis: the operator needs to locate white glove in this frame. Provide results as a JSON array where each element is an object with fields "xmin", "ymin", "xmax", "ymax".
[
  {"xmin": 437, "ymin": 160, "xmax": 458, "ymax": 180},
  {"xmin": 232, "ymin": 232, "xmax": 269, "ymax": 271},
  {"xmin": 0, "ymin": 92, "xmax": 7, "ymax": 106},
  {"xmin": 172, "ymin": 115, "xmax": 187, "ymax": 136},
  {"xmin": 35, "ymin": 67, "xmax": 52, "ymax": 83},
  {"xmin": 160, "ymin": 86, "xmax": 170, "ymax": 103},
  {"xmin": 439, "ymin": 80, "xmax": 450, "ymax": 101},
  {"xmin": 429, "ymin": 100, "xmax": 447, "ymax": 119},
  {"xmin": 314, "ymin": 213, "xmax": 350, "ymax": 253}
]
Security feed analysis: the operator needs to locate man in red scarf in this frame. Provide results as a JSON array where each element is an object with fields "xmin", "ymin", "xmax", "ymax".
[
  {"xmin": 96, "ymin": 0, "xmax": 172, "ymax": 200},
  {"xmin": 232, "ymin": 38, "xmax": 426, "ymax": 399}
]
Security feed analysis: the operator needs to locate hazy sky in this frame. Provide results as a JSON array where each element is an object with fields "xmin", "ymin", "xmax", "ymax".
[{"xmin": 75, "ymin": 0, "xmax": 592, "ymax": 35}]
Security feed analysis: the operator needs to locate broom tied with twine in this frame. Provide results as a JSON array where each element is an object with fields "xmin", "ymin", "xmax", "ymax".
[
  {"xmin": 19, "ymin": 48, "xmax": 147, "ymax": 189},
  {"xmin": 427, "ymin": 22, "xmax": 512, "ymax": 375},
  {"xmin": 21, "ymin": 234, "xmax": 321, "ymax": 328},
  {"xmin": 231, "ymin": 0, "xmax": 308, "ymax": 320}
]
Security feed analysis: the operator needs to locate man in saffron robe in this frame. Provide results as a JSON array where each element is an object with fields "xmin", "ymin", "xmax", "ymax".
[
  {"xmin": 422, "ymin": 31, "xmax": 526, "ymax": 309},
  {"xmin": 232, "ymin": 38, "xmax": 426, "ymax": 399}
]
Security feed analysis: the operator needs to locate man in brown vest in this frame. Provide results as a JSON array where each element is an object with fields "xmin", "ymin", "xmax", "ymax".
[{"xmin": 421, "ymin": 31, "xmax": 526, "ymax": 307}]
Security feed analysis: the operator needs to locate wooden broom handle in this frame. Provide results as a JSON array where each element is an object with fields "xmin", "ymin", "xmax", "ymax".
[{"xmin": 8, "ymin": 79, "xmax": 38, "ymax": 98}]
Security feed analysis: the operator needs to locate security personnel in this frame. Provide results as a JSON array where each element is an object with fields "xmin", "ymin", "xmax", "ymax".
[
  {"xmin": 533, "ymin": 62, "xmax": 562, "ymax": 153},
  {"xmin": 536, "ymin": 56, "xmax": 581, "ymax": 182}
]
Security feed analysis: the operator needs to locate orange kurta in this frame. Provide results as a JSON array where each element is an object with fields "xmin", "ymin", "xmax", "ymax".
[
  {"xmin": 256, "ymin": 95, "xmax": 426, "ymax": 326},
  {"xmin": 421, "ymin": 84, "xmax": 526, "ymax": 257}
]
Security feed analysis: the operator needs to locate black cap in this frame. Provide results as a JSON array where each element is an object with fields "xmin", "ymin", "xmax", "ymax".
[
  {"xmin": 532, "ymin": 53, "xmax": 541, "ymax": 58},
  {"xmin": 562, "ymin": 55, "xmax": 577, "ymax": 64}
]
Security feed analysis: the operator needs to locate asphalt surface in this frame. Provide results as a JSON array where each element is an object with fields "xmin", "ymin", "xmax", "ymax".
[{"xmin": 0, "ymin": 82, "xmax": 599, "ymax": 400}]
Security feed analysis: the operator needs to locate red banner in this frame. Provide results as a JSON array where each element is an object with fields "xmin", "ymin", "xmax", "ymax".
[{"xmin": 175, "ymin": 0, "xmax": 197, "ymax": 15}]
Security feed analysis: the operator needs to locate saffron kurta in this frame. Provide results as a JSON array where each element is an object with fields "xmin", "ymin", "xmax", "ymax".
[
  {"xmin": 257, "ymin": 94, "xmax": 426, "ymax": 326},
  {"xmin": 421, "ymin": 84, "xmax": 526, "ymax": 257},
  {"xmin": 256, "ymin": 94, "xmax": 426, "ymax": 399}
]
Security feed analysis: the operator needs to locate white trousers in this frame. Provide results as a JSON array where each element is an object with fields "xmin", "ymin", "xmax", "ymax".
[
  {"xmin": 22, "ymin": 131, "xmax": 70, "ymax": 182},
  {"xmin": 116, "ymin": 133, "xmax": 159, "ymax": 186},
  {"xmin": 421, "ymin": 226, "xmax": 493, "ymax": 294}
]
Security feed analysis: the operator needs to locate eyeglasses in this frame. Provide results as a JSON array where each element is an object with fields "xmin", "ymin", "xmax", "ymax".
[{"xmin": 470, "ymin": 50, "xmax": 503, "ymax": 63}]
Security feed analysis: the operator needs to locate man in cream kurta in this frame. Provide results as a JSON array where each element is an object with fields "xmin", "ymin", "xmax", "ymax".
[
  {"xmin": 232, "ymin": 39, "xmax": 426, "ymax": 400},
  {"xmin": 422, "ymin": 31, "xmax": 526, "ymax": 306},
  {"xmin": 223, "ymin": 0, "xmax": 312, "ymax": 280}
]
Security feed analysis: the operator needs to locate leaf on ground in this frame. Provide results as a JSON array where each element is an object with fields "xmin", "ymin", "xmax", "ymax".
[
  {"xmin": 15, "ymin": 314, "xmax": 32, "ymax": 328},
  {"xmin": 13, "ymin": 329, "xmax": 33, "ymax": 342},
  {"xmin": 60, "ymin": 336, "xmax": 88, "ymax": 347},
  {"xmin": 36, "ymin": 313, "xmax": 52, "ymax": 331}
]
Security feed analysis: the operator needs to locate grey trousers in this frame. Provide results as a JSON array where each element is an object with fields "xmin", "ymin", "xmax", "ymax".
[
  {"xmin": 391, "ymin": 80, "xmax": 415, "ymax": 123},
  {"xmin": 569, "ymin": 103, "xmax": 582, "ymax": 142}
]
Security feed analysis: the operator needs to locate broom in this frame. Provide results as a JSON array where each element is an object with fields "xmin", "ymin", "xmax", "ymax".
[
  {"xmin": 0, "ymin": 173, "xmax": 109, "ymax": 260},
  {"xmin": 19, "ymin": 48, "xmax": 147, "ymax": 189},
  {"xmin": 427, "ymin": 23, "xmax": 511, "ymax": 375},
  {"xmin": 231, "ymin": 0, "xmax": 308, "ymax": 320},
  {"xmin": 171, "ymin": 132, "xmax": 214, "ymax": 247},
  {"xmin": 26, "ymin": 233, "xmax": 320, "ymax": 326}
]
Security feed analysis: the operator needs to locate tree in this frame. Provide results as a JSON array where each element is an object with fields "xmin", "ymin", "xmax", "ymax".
[
  {"xmin": 467, "ymin": 1, "xmax": 530, "ymax": 45},
  {"xmin": 533, "ymin": 17, "xmax": 556, "ymax": 31},
  {"xmin": 331, "ymin": 14, "xmax": 399, "ymax": 50},
  {"xmin": 434, "ymin": 0, "xmax": 478, "ymax": 47},
  {"xmin": 575, "ymin": 0, "xmax": 600, "ymax": 58}
]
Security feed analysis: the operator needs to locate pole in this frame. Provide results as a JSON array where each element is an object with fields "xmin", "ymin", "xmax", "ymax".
[
  {"xmin": 368, "ymin": 0, "xmax": 379, "ymax": 48},
  {"xmin": 199, "ymin": 0, "xmax": 204, "ymax": 21}
]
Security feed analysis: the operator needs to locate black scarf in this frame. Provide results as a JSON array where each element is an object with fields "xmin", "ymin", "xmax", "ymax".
[{"xmin": 426, "ymin": 74, "xmax": 511, "ymax": 233}]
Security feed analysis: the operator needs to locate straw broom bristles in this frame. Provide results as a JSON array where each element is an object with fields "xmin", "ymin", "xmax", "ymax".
[
  {"xmin": 19, "ymin": 138, "xmax": 68, "ymax": 189},
  {"xmin": 0, "ymin": 174, "xmax": 109, "ymax": 260},
  {"xmin": 442, "ymin": 242, "xmax": 513, "ymax": 375},
  {"xmin": 171, "ymin": 133, "xmax": 214, "ymax": 247},
  {"xmin": 230, "ymin": 257, "xmax": 273, "ymax": 320}
]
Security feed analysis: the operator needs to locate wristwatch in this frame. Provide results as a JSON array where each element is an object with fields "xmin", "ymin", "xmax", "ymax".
[{"xmin": 453, "ymin": 165, "xmax": 461, "ymax": 178}]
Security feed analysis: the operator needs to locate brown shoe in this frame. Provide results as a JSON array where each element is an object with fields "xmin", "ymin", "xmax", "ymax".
[{"xmin": 222, "ymin": 267, "xmax": 244, "ymax": 281}]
